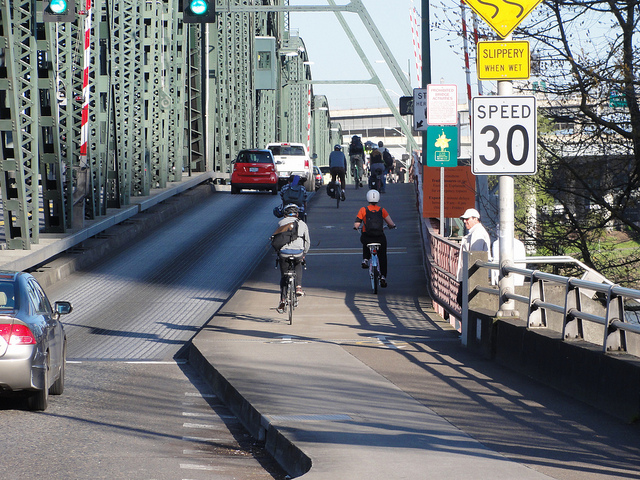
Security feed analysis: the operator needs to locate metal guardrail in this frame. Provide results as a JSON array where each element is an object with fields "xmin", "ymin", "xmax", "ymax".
[
  {"xmin": 474, "ymin": 257, "xmax": 640, "ymax": 356},
  {"xmin": 413, "ymin": 150, "xmax": 640, "ymax": 358}
]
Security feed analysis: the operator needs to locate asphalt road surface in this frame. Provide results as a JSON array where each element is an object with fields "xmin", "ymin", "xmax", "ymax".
[{"xmin": 0, "ymin": 190, "xmax": 289, "ymax": 479}]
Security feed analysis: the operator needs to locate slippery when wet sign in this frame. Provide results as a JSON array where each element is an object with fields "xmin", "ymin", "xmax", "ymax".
[{"xmin": 477, "ymin": 41, "xmax": 530, "ymax": 80}]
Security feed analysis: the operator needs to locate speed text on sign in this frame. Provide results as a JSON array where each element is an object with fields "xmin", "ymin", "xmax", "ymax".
[{"xmin": 472, "ymin": 96, "xmax": 537, "ymax": 175}]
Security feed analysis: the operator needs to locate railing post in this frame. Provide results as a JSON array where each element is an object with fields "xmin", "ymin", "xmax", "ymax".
[
  {"xmin": 527, "ymin": 277, "xmax": 546, "ymax": 328},
  {"xmin": 562, "ymin": 280, "xmax": 583, "ymax": 340},
  {"xmin": 461, "ymin": 250, "xmax": 470, "ymax": 346},
  {"xmin": 604, "ymin": 288, "xmax": 625, "ymax": 352},
  {"xmin": 462, "ymin": 250, "xmax": 490, "ymax": 346}
]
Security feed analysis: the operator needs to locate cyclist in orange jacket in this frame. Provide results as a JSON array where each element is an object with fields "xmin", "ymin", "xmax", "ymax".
[{"xmin": 353, "ymin": 189, "xmax": 396, "ymax": 287}]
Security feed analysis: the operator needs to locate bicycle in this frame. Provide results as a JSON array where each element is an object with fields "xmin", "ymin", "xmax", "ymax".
[
  {"xmin": 366, "ymin": 242, "xmax": 382, "ymax": 294},
  {"xmin": 350, "ymin": 155, "xmax": 364, "ymax": 190},
  {"xmin": 355, "ymin": 223, "xmax": 396, "ymax": 294},
  {"xmin": 277, "ymin": 249, "xmax": 305, "ymax": 324},
  {"xmin": 334, "ymin": 177, "xmax": 342, "ymax": 208}
]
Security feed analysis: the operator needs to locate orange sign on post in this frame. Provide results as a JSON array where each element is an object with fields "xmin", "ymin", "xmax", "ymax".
[{"xmin": 422, "ymin": 165, "xmax": 476, "ymax": 218}]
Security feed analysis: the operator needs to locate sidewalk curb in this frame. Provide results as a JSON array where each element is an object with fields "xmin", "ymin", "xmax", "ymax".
[{"xmin": 188, "ymin": 341, "xmax": 312, "ymax": 477}]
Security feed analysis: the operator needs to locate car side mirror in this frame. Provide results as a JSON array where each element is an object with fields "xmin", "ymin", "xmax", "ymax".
[{"xmin": 54, "ymin": 301, "xmax": 73, "ymax": 315}]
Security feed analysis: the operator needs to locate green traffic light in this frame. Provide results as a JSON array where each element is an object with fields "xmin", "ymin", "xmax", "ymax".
[
  {"xmin": 49, "ymin": 0, "xmax": 69, "ymax": 14},
  {"xmin": 189, "ymin": 0, "xmax": 208, "ymax": 15}
]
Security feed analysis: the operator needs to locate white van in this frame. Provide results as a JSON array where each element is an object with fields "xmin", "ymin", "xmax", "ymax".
[{"xmin": 266, "ymin": 142, "xmax": 314, "ymax": 190}]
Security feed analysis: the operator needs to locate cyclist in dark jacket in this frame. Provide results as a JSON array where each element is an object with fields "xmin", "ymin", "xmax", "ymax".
[
  {"xmin": 329, "ymin": 144, "xmax": 347, "ymax": 200},
  {"xmin": 368, "ymin": 149, "xmax": 385, "ymax": 191},
  {"xmin": 348, "ymin": 135, "xmax": 365, "ymax": 186}
]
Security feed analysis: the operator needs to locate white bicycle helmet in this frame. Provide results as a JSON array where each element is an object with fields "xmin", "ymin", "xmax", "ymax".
[
  {"xmin": 283, "ymin": 203, "xmax": 300, "ymax": 216},
  {"xmin": 366, "ymin": 189, "xmax": 380, "ymax": 203}
]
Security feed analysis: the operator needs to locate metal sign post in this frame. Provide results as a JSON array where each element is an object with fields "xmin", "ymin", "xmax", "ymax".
[
  {"xmin": 467, "ymin": 0, "xmax": 545, "ymax": 317},
  {"xmin": 497, "ymin": 66, "xmax": 516, "ymax": 316}
]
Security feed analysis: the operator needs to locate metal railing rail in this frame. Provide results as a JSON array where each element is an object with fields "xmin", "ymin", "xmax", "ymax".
[
  {"xmin": 412, "ymin": 150, "xmax": 640, "ymax": 357},
  {"xmin": 475, "ymin": 258, "xmax": 640, "ymax": 355}
]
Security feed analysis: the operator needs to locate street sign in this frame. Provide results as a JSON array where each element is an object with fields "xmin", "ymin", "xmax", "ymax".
[
  {"xmin": 477, "ymin": 41, "xmax": 530, "ymax": 80},
  {"xmin": 463, "ymin": 0, "xmax": 543, "ymax": 38},
  {"xmin": 426, "ymin": 126, "xmax": 458, "ymax": 167},
  {"xmin": 422, "ymin": 166, "xmax": 475, "ymax": 218},
  {"xmin": 413, "ymin": 88, "xmax": 428, "ymax": 131},
  {"xmin": 609, "ymin": 89, "xmax": 625, "ymax": 108},
  {"xmin": 472, "ymin": 96, "xmax": 537, "ymax": 175},
  {"xmin": 427, "ymin": 84, "xmax": 458, "ymax": 125}
]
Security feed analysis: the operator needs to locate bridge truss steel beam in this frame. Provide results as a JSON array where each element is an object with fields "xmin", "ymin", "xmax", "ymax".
[
  {"xmin": 1, "ymin": 0, "xmax": 194, "ymax": 249},
  {"xmin": 0, "ymin": 0, "xmax": 40, "ymax": 249},
  {"xmin": 1, "ymin": 0, "xmax": 338, "ymax": 250}
]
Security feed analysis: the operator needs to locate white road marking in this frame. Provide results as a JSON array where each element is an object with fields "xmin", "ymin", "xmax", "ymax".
[{"xmin": 182, "ymin": 435, "xmax": 221, "ymax": 443}]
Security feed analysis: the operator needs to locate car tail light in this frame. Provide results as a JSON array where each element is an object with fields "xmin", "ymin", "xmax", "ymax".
[
  {"xmin": 0, "ymin": 323, "xmax": 37, "ymax": 345},
  {"xmin": 304, "ymin": 159, "xmax": 309, "ymax": 169}
]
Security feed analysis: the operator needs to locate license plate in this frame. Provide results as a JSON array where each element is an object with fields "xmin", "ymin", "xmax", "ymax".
[{"xmin": 249, "ymin": 167, "xmax": 259, "ymax": 172}]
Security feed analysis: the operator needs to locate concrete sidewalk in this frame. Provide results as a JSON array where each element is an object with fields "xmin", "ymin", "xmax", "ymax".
[{"xmin": 189, "ymin": 183, "xmax": 555, "ymax": 479}]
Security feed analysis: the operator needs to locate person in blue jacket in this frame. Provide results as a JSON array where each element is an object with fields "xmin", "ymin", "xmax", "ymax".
[{"xmin": 329, "ymin": 145, "xmax": 347, "ymax": 200}]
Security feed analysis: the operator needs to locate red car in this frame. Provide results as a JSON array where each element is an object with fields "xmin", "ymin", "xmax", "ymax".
[{"xmin": 230, "ymin": 149, "xmax": 278, "ymax": 195}]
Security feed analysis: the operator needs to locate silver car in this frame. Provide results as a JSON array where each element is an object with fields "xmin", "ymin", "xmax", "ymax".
[{"xmin": 0, "ymin": 271, "xmax": 72, "ymax": 410}]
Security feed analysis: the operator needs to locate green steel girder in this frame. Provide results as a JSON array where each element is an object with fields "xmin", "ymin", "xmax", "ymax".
[
  {"xmin": 1, "ymin": 0, "xmax": 326, "ymax": 249},
  {"xmin": 37, "ymin": 26, "xmax": 67, "ymax": 232},
  {"xmin": 211, "ymin": 0, "xmax": 256, "ymax": 175},
  {"xmin": 311, "ymin": 95, "xmax": 331, "ymax": 166},
  {"xmin": 111, "ymin": 0, "xmax": 144, "ymax": 201},
  {"xmin": 166, "ymin": 0, "xmax": 187, "ymax": 180},
  {"xmin": 46, "ymin": 20, "xmax": 79, "ymax": 228},
  {"xmin": 186, "ymin": 24, "xmax": 205, "ymax": 175},
  {"xmin": 0, "ymin": 0, "xmax": 40, "ymax": 249}
]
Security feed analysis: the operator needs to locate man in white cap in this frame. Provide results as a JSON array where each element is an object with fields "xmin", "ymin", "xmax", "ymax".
[{"xmin": 457, "ymin": 208, "xmax": 491, "ymax": 281}]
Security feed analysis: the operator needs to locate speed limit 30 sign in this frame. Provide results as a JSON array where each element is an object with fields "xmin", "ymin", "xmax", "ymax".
[{"xmin": 472, "ymin": 96, "xmax": 537, "ymax": 175}]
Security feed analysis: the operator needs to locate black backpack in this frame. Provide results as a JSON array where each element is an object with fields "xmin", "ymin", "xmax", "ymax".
[
  {"xmin": 365, "ymin": 207, "xmax": 384, "ymax": 235},
  {"xmin": 383, "ymin": 149, "xmax": 393, "ymax": 168},
  {"xmin": 271, "ymin": 220, "xmax": 299, "ymax": 251},
  {"xmin": 349, "ymin": 139, "xmax": 364, "ymax": 155}
]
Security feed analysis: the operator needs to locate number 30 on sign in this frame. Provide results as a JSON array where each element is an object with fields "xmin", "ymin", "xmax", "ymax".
[{"xmin": 472, "ymin": 96, "xmax": 537, "ymax": 175}]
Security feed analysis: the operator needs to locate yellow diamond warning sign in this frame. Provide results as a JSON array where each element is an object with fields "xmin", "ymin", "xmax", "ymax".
[
  {"xmin": 464, "ymin": 0, "xmax": 543, "ymax": 38},
  {"xmin": 477, "ymin": 41, "xmax": 530, "ymax": 80}
]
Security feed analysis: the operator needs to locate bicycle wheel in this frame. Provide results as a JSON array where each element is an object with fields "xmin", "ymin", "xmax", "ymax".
[
  {"xmin": 336, "ymin": 184, "xmax": 341, "ymax": 208},
  {"xmin": 288, "ymin": 277, "xmax": 295, "ymax": 325},
  {"xmin": 372, "ymin": 268, "xmax": 379, "ymax": 294}
]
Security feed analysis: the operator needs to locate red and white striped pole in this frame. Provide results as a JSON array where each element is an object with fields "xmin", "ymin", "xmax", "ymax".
[
  {"xmin": 80, "ymin": 0, "xmax": 91, "ymax": 160},
  {"xmin": 410, "ymin": 5, "xmax": 422, "ymax": 86},
  {"xmin": 73, "ymin": 0, "xmax": 91, "ymax": 228},
  {"xmin": 472, "ymin": 11, "xmax": 484, "ymax": 96},
  {"xmin": 461, "ymin": 1, "xmax": 473, "ymax": 126}
]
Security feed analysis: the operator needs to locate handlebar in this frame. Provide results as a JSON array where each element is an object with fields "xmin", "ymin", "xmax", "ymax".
[{"xmin": 354, "ymin": 224, "xmax": 397, "ymax": 231}]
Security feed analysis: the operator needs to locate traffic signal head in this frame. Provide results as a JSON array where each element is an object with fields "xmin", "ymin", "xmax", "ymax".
[
  {"xmin": 43, "ymin": 0, "xmax": 75, "ymax": 22},
  {"xmin": 182, "ymin": 0, "xmax": 216, "ymax": 23}
]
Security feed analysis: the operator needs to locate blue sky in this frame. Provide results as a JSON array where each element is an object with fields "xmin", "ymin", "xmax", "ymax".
[{"xmin": 289, "ymin": 0, "xmax": 474, "ymax": 110}]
